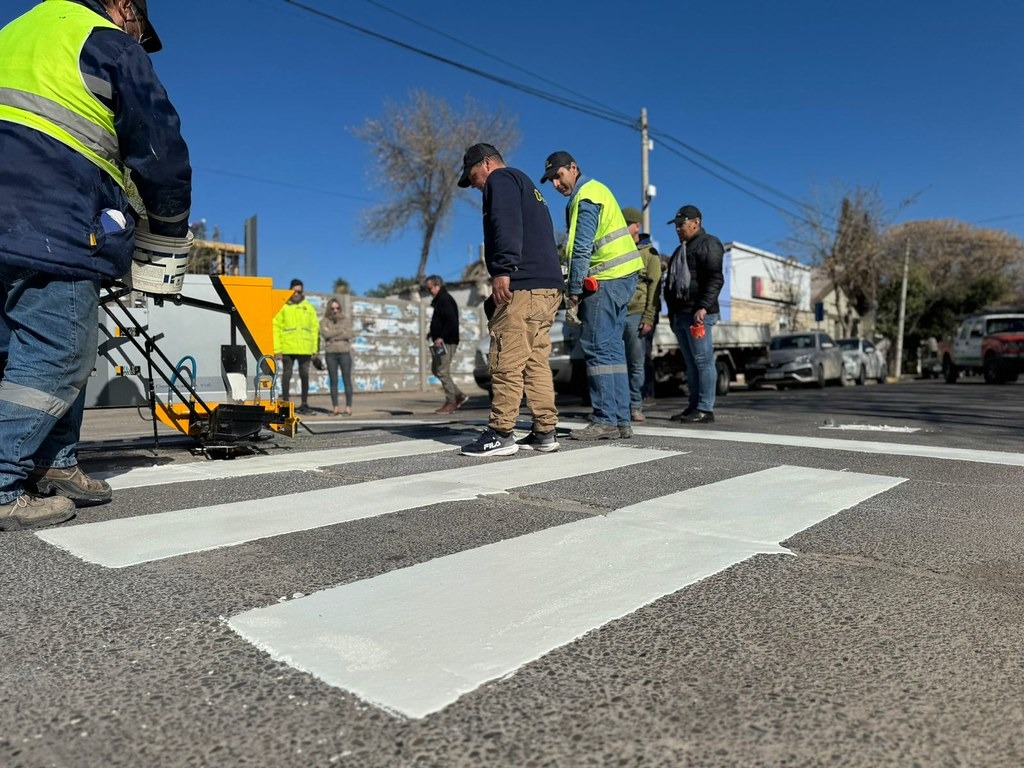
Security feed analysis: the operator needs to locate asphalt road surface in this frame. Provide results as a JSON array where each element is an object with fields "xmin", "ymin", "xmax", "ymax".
[{"xmin": 2, "ymin": 377, "xmax": 1022, "ymax": 767}]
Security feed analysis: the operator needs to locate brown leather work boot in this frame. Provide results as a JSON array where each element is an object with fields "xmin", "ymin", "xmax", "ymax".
[
  {"xmin": 0, "ymin": 494, "xmax": 76, "ymax": 531},
  {"xmin": 26, "ymin": 464, "xmax": 112, "ymax": 505}
]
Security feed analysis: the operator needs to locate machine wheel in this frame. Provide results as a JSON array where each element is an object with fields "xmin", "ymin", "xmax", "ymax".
[
  {"xmin": 715, "ymin": 359, "xmax": 730, "ymax": 397},
  {"xmin": 942, "ymin": 356, "xmax": 958, "ymax": 383}
]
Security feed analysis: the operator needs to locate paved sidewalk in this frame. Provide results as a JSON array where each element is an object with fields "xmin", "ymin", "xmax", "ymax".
[{"xmin": 80, "ymin": 389, "xmax": 494, "ymax": 443}]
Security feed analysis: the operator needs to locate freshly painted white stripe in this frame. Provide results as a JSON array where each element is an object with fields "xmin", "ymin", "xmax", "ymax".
[
  {"xmin": 37, "ymin": 446, "xmax": 678, "ymax": 568},
  {"xmin": 557, "ymin": 419, "xmax": 1024, "ymax": 467},
  {"xmin": 228, "ymin": 465, "xmax": 904, "ymax": 719},
  {"xmin": 96, "ymin": 439, "xmax": 458, "ymax": 490},
  {"xmin": 820, "ymin": 424, "xmax": 921, "ymax": 433}
]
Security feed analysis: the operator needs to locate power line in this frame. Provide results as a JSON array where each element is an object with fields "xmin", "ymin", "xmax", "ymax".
[
  {"xmin": 359, "ymin": 0, "xmax": 634, "ymax": 126},
  {"xmin": 195, "ymin": 166, "xmax": 378, "ymax": 203},
  {"xmin": 280, "ymin": 0, "xmax": 814, "ymax": 224},
  {"xmin": 282, "ymin": 0, "xmax": 636, "ymax": 129}
]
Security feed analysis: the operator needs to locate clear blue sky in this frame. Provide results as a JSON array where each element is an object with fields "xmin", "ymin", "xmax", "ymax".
[{"xmin": 9, "ymin": 1, "xmax": 1024, "ymax": 295}]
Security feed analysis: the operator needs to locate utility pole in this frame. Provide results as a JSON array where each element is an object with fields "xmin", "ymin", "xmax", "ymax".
[
  {"xmin": 894, "ymin": 238, "xmax": 910, "ymax": 380},
  {"xmin": 640, "ymin": 108, "xmax": 651, "ymax": 233}
]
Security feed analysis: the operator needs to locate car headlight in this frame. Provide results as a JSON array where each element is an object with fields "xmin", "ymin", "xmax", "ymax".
[
  {"xmin": 792, "ymin": 354, "xmax": 811, "ymax": 365},
  {"xmin": 550, "ymin": 340, "xmax": 568, "ymax": 357}
]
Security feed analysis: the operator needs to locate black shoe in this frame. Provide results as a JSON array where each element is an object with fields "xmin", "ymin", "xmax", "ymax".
[
  {"xmin": 683, "ymin": 410, "xmax": 714, "ymax": 424},
  {"xmin": 669, "ymin": 407, "xmax": 696, "ymax": 422}
]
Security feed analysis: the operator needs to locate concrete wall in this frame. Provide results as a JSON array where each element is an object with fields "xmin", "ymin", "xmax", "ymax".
[{"xmin": 294, "ymin": 294, "xmax": 484, "ymax": 397}]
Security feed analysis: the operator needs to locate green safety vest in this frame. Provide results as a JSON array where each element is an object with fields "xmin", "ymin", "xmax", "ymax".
[
  {"xmin": 566, "ymin": 179, "xmax": 643, "ymax": 281},
  {"xmin": 0, "ymin": 1, "xmax": 125, "ymax": 187}
]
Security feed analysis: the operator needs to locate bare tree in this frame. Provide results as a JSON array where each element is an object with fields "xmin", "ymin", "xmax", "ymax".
[
  {"xmin": 353, "ymin": 91, "xmax": 520, "ymax": 282},
  {"xmin": 784, "ymin": 185, "xmax": 893, "ymax": 336}
]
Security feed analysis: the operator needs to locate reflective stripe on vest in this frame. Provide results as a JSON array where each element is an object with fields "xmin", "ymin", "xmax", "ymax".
[
  {"xmin": 566, "ymin": 179, "xmax": 643, "ymax": 282},
  {"xmin": 0, "ymin": 2, "xmax": 125, "ymax": 187}
]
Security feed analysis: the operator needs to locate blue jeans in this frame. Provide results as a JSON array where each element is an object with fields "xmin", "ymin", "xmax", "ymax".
[
  {"xmin": 0, "ymin": 267, "xmax": 99, "ymax": 503},
  {"xmin": 578, "ymin": 273, "xmax": 637, "ymax": 426},
  {"xmin": 325, "ymin": 351, "xmax": 353, "ymax": 408},
  {"xmin": 670, "ymin": 311, "xmax": 719, "ymax": 413},
  {"xmin": 622, "ymin": 313, "xmax": 646, "ymax": 409}
]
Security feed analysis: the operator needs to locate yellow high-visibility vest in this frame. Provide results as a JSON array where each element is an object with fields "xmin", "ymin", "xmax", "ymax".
[
  {"xmin": 0, "ymin": 1, "xmax": 125, "ymax": 187},
  {"xmin": 566, "ymin": 179, "xmax": 642, "ymax": 281}
]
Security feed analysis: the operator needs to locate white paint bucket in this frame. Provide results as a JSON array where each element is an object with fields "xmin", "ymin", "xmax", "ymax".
[{"xmin": 128, "ymin": 227, "xmax": 194, "ymax": 294}]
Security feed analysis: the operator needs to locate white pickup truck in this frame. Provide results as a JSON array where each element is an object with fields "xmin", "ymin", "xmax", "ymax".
[{"xmin": 650, "ymin": 319, "xmax": 771, "ymax": 396}]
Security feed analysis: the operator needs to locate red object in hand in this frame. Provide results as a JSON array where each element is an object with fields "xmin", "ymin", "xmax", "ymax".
[
  {"xmin": 582, "ymin": 276, "xmax": 599, "ymax": 293},
  {"xmin": 690, "ymin": 323, "xmax": 706, "ymax": 339}
]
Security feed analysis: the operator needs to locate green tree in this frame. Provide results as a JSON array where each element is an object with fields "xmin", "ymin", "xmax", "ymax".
[
  {"xmin": 333, "ymin": 277, "xmax": 351, "ymax": 295},
  {"xmin": 365, "ymin": 276, "xmax": 421, "ymax": 299},
  {"xmin": 353, "ymin": 91, "xmax": 520, "ymax": 282}
]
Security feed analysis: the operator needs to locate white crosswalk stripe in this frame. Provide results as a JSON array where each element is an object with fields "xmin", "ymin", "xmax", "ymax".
[
  {"xmin": 228, "ymin": 464, "xmax": 905, "ymax": 718},
  {"xmin": 95, "ymin": 439, "xmax": 458, "ymax": 489},
  {"xmin": 34, "ymin": 432, "xmax": 915, "ymax": 721},
  {"xmin": 36, "ymin": 445, "xmax": 680, "ymax": 568}
]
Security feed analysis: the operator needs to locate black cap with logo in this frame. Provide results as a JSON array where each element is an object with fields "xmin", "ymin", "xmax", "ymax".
[
  {"xmin": 539, "ymin": 151, "xmax": 575, "ymax": 184},
  {"xmin": 457, "ymin": 143, "xmax": 502, "ymax": 188}
]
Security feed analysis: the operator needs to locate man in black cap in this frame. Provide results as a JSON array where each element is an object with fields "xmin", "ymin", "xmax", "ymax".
[
  {"xmin": 664, "ymin": 205, "xmax": 724, "ymax": 423},
  {"xmin": 0, "ymin": 0, "xmax": 190, "ymax": 530},
  {"xmin": 540, "ymin": 151, "xmax": 642, "ymax": 440},
  {"xmin": 457, "ymin": 143, "xmax": 564, "ymax": 457}
]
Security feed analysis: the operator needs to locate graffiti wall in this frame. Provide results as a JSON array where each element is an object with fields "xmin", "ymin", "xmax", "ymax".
[{"xmin": 281, "ymin": 295, "xmax": 484, "ymax": 396}]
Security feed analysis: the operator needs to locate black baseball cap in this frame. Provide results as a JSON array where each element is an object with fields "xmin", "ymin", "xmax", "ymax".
[
  {"xmin": 667, "ymin": 205, "xmax": 702, "ymax": 224},
  {"xmin": 289, "ymin": 278, "xmax": 304, "ymax": 289},
  {"xmin": 133, "ymin": 0, "xmax": 163, "ymax": 54},
  {"xmin": 457, "ymin": 143, "xmax": 501, "ymax": 188},
  {"xmin": 539, "ymin": 151, "xmax": 575, "ymax": 183}
]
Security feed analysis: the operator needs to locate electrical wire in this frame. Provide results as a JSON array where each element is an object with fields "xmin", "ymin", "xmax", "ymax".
[{"xmin": 280, "ymin": 0, "xmax": 818, "ymax": 225}]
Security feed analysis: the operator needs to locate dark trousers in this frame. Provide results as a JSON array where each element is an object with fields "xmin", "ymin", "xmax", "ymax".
[
  {"xmin": 325, "ymin": 351, "xmax": 353, "ymax": 408},
  {"xmin": 281, "ymin": 354, "xmax": 311, "ymax": 406}
]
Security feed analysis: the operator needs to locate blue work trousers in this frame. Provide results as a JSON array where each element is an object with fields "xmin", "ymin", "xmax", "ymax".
[
  {"xmin": 0, "ymin": 266, "xmax": 99, "ymax": 503},
  {"xmin": 670, "ymin": 311, "xmax": 719, "ymax": 413},
  {"xmin": 578, "ymin": 273, "xmax": 637, "ymax": 426},
  {"xmin": 622, "ymin": 313, "xmax": 646, "ymax": 410}
]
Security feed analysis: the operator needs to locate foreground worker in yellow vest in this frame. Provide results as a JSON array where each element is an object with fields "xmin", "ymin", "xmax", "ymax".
[
  {"xmin": 541, "ymin": 151, "xmax": 642, "ymax": 440},
  {"xmin": 0, "ymin": 0, "xmax": 192, "ymax": 531}
]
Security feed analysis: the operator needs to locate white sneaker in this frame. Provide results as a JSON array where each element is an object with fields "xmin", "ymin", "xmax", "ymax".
[{"xmin": 461, "ymin": 428, "xmax": 519, "ymax": 457}]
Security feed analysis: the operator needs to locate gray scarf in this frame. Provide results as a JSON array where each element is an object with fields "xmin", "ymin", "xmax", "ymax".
[{"xmin": 667, "ymin": 243, "xmax": 690, "ymax": 301}]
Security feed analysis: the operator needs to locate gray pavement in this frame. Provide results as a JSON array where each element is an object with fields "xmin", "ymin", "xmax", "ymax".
[{"xmin": 3, "ymin": 378, "xmax": 1023, "ymax": 767}]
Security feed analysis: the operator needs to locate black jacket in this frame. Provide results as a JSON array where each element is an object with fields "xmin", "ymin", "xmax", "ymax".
[
  {"xmin": 665, "ymin": 228, "xmax": 725, "ymax": 316},
  {"xmin": 428, "ymin": 288, "xmax": 460, "ymax": 344}
]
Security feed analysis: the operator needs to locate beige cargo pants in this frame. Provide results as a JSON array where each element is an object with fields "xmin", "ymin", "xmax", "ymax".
[{"xmin": 487, "ymin": 288, "xmax": 563, "ymax": 434}]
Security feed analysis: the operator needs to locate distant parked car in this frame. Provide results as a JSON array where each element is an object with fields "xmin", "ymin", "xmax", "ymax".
[
  {"xmin": 837, "ymin": 337, "xmax": 888, "ymax": 385},
  {"xmin": 746, "ymin": 331, "xmax": 848, "ymax": 389}
]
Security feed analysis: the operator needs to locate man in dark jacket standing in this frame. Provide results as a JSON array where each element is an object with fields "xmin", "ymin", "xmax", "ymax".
[
  {"xmin": 0, "ymin": 0, "xmax": 191, "ymax": 530},
  {"xmin": 664, "ymin": 205, "xmax": 724, "ymax": 424},
  {"xmin": 457, "ymin": 143, "xmax": 564, "ymax": 457},
  {"xmin": 425, "ymin": 275, "xmax": 467, "ymax": 414}
]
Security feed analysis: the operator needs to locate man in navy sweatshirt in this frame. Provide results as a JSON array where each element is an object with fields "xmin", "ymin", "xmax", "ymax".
[{"xmin": 456, "ymin": 143, "xmax": 564, "ymax": 457}]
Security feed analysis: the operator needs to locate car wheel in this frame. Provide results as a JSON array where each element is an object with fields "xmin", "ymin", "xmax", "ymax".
[
  {"xmin": 814, "ymin": 365, "xmax": 825, "ymax": 388},
  {"xmin": 855, "ymin": 365, "xmax": 866, "ymax": 385},
  {"xmin": 876, "ymin": 365, "xmax": 887, "ymax": 384},
  {"xmin": 942, "ymin": 356, "xmax": 958, "ymax": 384},
  {"xmin": 983, "ymin": 355, "xmax": 1004, "ymax": 385},
  {"xmin": 715, "ymin": 359, "xmax": 730, "ymax": 397}
]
